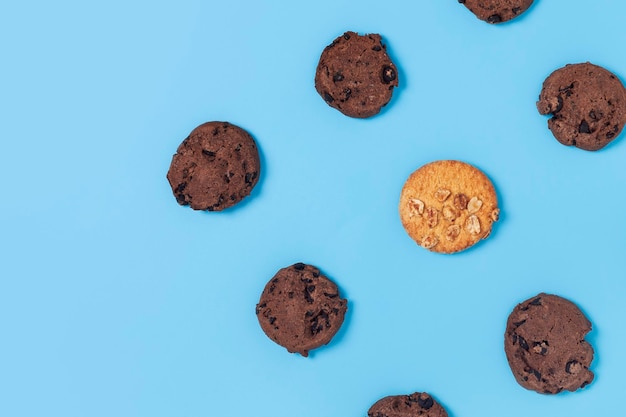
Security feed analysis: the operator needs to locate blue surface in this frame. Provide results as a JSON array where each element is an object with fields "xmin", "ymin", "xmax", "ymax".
[{"xmin": 1, "ymin": 1, "xmax": 626, "ymax": 416}]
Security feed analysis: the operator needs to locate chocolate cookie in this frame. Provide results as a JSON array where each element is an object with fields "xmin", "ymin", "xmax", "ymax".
[
  {"xmin": 537, "ymin": 62, "xmax": 626, "ymax": 151},
  {"xmin": 368, "ymin": 392, "xmax": 448, "ymax": 417},
  {"xmin": 459, "ymin": 0, "xmax": 534, "ymax": 23},
  {"xmin": 504, "ymin": 293, "xmax": 594, "ymax": 394},
  {"xmin": 399, "ymin": 160, "xmax": 500, "ymax": 254},
  {"xmin": 256, "ymin": 263, "xmax": 347, "ymax": 357},
  {"xmin": 315, "ymin": 31, "xmax": 399, "ymax": 118},
  {"xmin": 166, "ymin": 121, "xmax": 260, "ymax": 211}
]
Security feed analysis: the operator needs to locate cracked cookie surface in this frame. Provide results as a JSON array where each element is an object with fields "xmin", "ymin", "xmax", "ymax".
[
  {"xmin": 459, "ymin": 0, "xmax": 534, "ymax": 23},
  {"xmin": 256, "ymin": 263, "xmax": 347, "ymax": 357},
  {"xmin": 368, "ymin": 392, "xmax": 448, "ymax": 417},
  {"xmin": 504, "ymin": 293, "xmax": 594, "ymax": 394},
  {"xmin": 399, "ymin": 160, "xmax": 499, "ymax": 254},
  {"xmin": 315, "ymin": 31, "xmax": 398, "ymax": 118},
  {"xmin": 537, "ymin": 62, "xmax": 626, "ymax": 151},
  {"xmin": 166, "ymin": 121, "xmax": 260, "ymax": 211}
]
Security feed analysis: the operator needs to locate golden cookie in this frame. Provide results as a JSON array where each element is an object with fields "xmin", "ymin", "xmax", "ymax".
[{"xmin": 399, "ymin": 160, "xmax": 500, "ymax": 254}]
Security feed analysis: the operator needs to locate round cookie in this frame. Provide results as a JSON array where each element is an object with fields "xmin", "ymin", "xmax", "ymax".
[
  {"xmin": 315, "ymin": 31, "xmax": 399, "ymax": 118},
  {"xmin": 256, "ymin": 263, "xmax": 348, "ymax": 357},
  {"xmin": 504, "ymin": 293, "xmax": 594, "ymax": 394},
  {"xmin": 367, "ymin": 392, "xmax": 448, "ymax": 417},
  {"xmin": 537, "ymin": 62, "xmax": 626, "ymax": 151},
  {"xmin": 459, "ymin": 0, "xmax": 534, "ymax": 24},
  {"xmin": 166, "ymin": 121, "xmax": 260, "ymax": 211},
  {"xmin": 399, "ymin": 160, "xmax": 499, "ymax": 254}
]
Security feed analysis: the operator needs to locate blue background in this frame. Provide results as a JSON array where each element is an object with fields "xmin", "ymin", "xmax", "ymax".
[{"xmin": 2, "ymin": 1, "xmax": 625, "ymax": 416}]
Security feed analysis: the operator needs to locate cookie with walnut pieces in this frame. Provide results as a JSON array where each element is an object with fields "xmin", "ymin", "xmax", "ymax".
[
  {"xmin": 459, "ymin": 0, "xmax": 534, "ymax": 24},
  {"xmin": 256, "ymin": 263, "xmax": 347, "ymax": 357},
  {"xmin": 367, "ymin": 392, "xmax": 449, "ymax": 417},
  {"xmin": 315, "ymin": 31, "xmax": 399, "ymax": 118},
  {"xmin": 399, "ymin": 160, "xmax": 499, "ymax": 254},
  {"xmin": 504, "ymin": 293, "xmax": 595, "ymax": 394}
]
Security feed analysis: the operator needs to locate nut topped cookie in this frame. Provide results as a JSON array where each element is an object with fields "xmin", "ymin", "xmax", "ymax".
[
  {"xmin": 459, "ymin": 0, "xmax": 534, "ymax": 24},
  {"xmin": 537, "ymin": 62, "xmax": 626, "ymax": 151},
  {"xmin": 504, "ymin": 293, "xmax": 595, "ymax": 394},
  {"xmin": 315, "ymin": 31, "xmax": 399, "ymax": 118},
  {"xmin": 166, "ymin": 121, "xmax": 260, "ymax": 211},
  {"xmin": 368, "ymin": 392, "xmax": 448, "ymax": 417},
  {"xmin": 256, "ymin": 263, "xmax": 348, "ymax": 357},
  {"xmin": 399, "ymin": 160, "xmax": 499, "ymax": 254}
]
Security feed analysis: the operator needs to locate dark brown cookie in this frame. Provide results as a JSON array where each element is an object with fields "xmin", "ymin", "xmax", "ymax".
[
  {"xmin": 315, "ymin": 31, "xmax": 399, "ymax": 118},
  {"xmin": 459, "ymin": 0, "xmax": 533, "ymax": 23},
  {"xmin": 256, "ymin": 263, "xmax": 347, "ymax": 357},
  {"xmin": 537, "ymin": 62, "xmax": 626, "ymax": 151},
  {"xmin": 367, "ymin": 392, "xmax": 448, "ymax": 417},
  {"xmin": 504, "ymin": 293, "xmax": 594, "ymax": 394},
  {"xmin": 166, "ymin": 121, "xmax": 260, "ymax": 211}
]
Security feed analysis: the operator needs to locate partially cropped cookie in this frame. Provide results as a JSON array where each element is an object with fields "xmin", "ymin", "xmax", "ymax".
[
  {"xmin": 256, "ymin": 263, "xmax": 347, "ymax": 357},
  {"xmin": 537, "ymin": 62, "xmax": 626, "ymax": 151},
  {"xmin": 459, "ymin": 0, "xmax": 534, "ymax": 23},
  {"xmin": 399, "ymin": 160, "xmax": 499, "ymax": 254},
  {"xmin": 368, "ymin": 392, "xmax": 448, "ymax": 417},
  {"xmin": 166, "ymin": 121, "xmax": 260, "ymax": 211},
  {"xmin": 315, "ymin": 31, "xmax": 399, "ymax": 118},
  {"xmin": 505, "ymin": 293, "xmax": 594, "ymax": 394}
]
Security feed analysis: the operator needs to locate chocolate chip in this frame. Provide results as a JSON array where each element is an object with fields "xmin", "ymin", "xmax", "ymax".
[
  {"xmin": 304, "ymin": 288, "xmax": 314, "ymax": 303},
  {"xmin": 554, "ymin": 95, "xmax": 564, "ymax": 113},
  {"xmin": 323, "ymin": 92, "xmax": 334, "ymax": 103},
  {"xmin": 458, "ymin": 0, "xmax": 465, "ymax": 3},
  {"xmin": 333, "ymin": 73, "xmax": 344, "ymax": 82},
  {"xmin": 324, "ymin": 292, "xmax": 339, "ymax": 298},
  {"xmin": 343, "ymin": 33, "xmax": 351, "ymax": 40},
  {"xmin": 531, "ymin": 369, "xmax": 542, "ymax": 381},
  {"xmin": 566, "ymin": 360, "xmax": 580, "ymax": 374},
  {"xmin": 307, "ymin": 285, "xmax": 316, "ymax": 293},
  {"xmin": 293, "ymin": 263, "xmax": 305, "ymax": 270},
  {"xmin": 513, "ymin": 319, "xmax": 526, "ymax": 327},
  {"xmin": 518, "ymin": 335, "xmax": 529, "ymax": 351},
  {"xmin": 579, "ymin": 120, "xmax": 591, "ymax": 134},
  {"xmin": 372, "ymin": 45, "xmax": 382, "ymax": 51},
  {"xmin": 512, "ymin": 6, "xmax": 521, "ymax": 14},
  {"xmin": 269, "ymin": 317, "xmax": 276, "ymax": 325},
  {"xmin": 174, "ymin": 182, "xmax": 187, "ymax": 193},
  {"xmin": 529, "ymin": 297, "xmax": 542, "ymax": 306},
  {"xmin": 382, "ymin": 66, "xmax": 396, "ymax": 84},
  {"xmin": 589, "ymin": 110, "xmax": 597, "ymax": 120},
  {"xmin": 201, "ymin": 149, "xmax": 216, "ymax": 158},
  {"xmin": 244, "ymin": 172, "xmax": 257, "ymax": 185},
  {"xmin": 417, "ymin": 396, "xmax": 433, "ymax": 410},
  {"xmin": 487, "ymin": 14, "xmax": 502, "ymax": 23}
]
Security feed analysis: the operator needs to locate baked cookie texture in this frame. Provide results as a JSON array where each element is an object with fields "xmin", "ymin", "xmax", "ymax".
[
  {"xmin": 166, "ymin": 121, "xmax": 260, "ymax": 211},
  {"xmin": 256, "ymin": 263, "xmax": 347, "ymax": 357},
  {"xmin": 504, "ymin": 293, "xmax": 594, "ymax": 394},
  {"xmin": 459, "ymin": 0, "xmax": 534, "ymax": 23},
  {"xmin": 315, "ymin": 31, "xmax": 399, "ymax": 118},
  {"xmin": 537, "ymin": 62, "xmax": 626, "ymax": 151},
  {"xmin": 368, "ymin": 392, "xmax": 448, "ymax": 417},
  {"xmin": 399, "ymin": 160, "xmax": 499, "ymax": 254}
]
